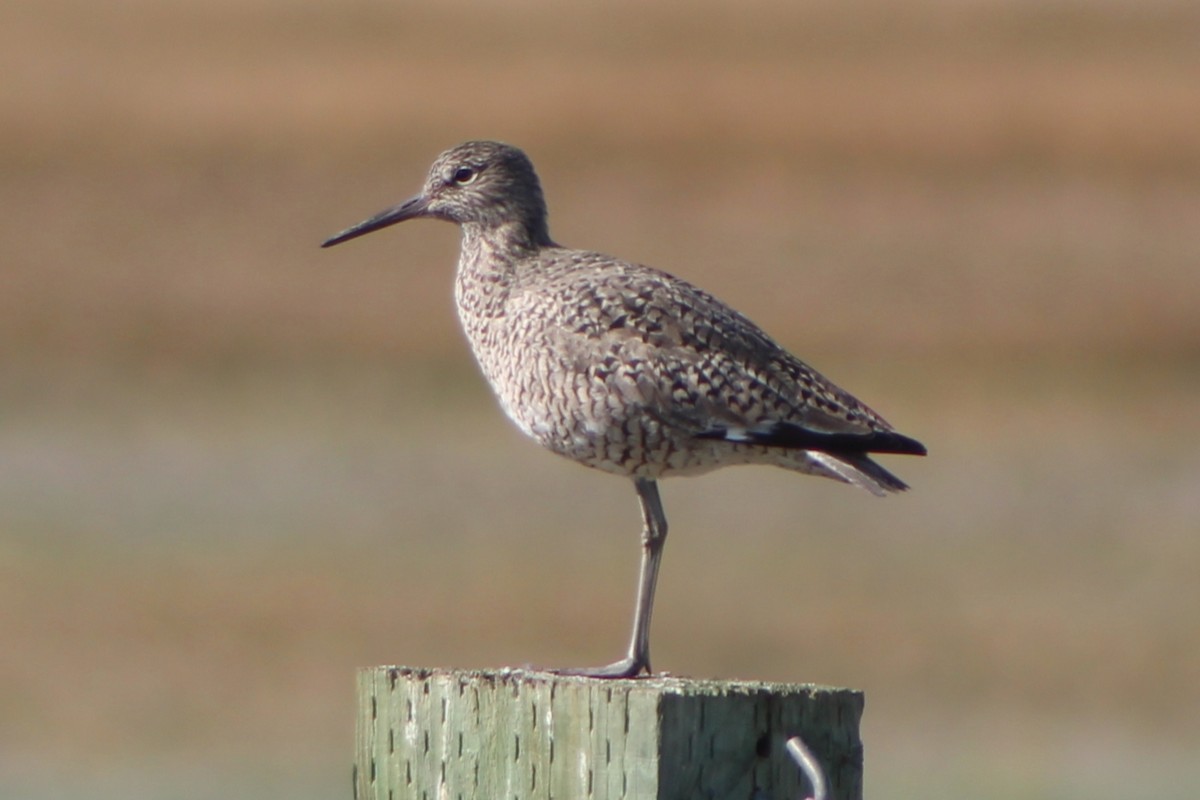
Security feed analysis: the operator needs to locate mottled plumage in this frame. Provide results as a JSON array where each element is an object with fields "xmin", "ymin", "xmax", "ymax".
[{"xmin": 323, "ymin": 140, "xmax": 925, "ymax": 677}]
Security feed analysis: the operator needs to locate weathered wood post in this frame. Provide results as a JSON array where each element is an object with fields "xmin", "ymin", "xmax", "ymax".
[{"xmin": 354, "ymin": 667, "xmax": 863, "ymax": 800}]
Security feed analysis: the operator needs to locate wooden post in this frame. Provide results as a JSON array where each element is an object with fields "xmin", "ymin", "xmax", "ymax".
[{"xmin": 354, "ymin": 667, "xmax": 863, "ymax": 800}]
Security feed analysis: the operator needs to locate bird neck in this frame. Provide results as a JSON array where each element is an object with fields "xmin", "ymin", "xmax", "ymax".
[
  {"xmin": 455, "ymin": 220, "xmax": 557, "ymax": 327},
  {"xmin": 461, "ymin": 218, "xmax": 553, "ymax": 259},
  {"xmin": 454, "ymin": 226, "xmax": 531, "ymax": 338}
]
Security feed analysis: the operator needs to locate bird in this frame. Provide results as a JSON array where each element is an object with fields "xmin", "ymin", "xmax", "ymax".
[{"xmin": 322, "ymin": 140, "xmax": 926, "ymax": 679}]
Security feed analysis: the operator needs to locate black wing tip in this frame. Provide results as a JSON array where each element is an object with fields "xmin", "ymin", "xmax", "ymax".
[
  {"xmin": 698, "ymin": 423, "xmax": 927, "ymax": 456},
  {"xmin": 880, "ymin": 432, "xmax": 927, "ymax": 457}
]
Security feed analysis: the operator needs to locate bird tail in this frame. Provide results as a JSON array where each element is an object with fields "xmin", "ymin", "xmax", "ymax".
[{"xmin": 802, "ymin": 451, "xmax": 911, "ymax": 497}]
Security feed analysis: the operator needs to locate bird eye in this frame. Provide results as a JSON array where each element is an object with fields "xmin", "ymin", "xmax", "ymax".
[{"xmin": 451, "ymin": 166, "xmax": 478, "ymax": 185}]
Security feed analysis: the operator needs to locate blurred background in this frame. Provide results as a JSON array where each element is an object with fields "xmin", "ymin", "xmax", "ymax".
[{"xmin": 3, "ymin": 0, "xmax": 1198, "ymax": 798}]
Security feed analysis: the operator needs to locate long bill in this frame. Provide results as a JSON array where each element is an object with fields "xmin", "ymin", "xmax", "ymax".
[{"xmin": 321, "ymin": 195, "xmax": 428, "ymax": 248}]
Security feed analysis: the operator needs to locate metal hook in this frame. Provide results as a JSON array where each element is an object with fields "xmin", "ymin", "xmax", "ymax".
[{"xmin": 786, "ymin": 735, "xmax": 828, "ymax": 800}]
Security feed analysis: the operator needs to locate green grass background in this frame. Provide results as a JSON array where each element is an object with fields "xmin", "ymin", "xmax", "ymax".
[{"xmin": 2, "ymin": 1, "xmax": 1198, "ymax": 797}]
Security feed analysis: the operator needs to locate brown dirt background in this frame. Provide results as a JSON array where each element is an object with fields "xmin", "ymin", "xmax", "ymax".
[{"xmin": 2, "ymin": 1, "xmax": 1198, "ymax": 798}]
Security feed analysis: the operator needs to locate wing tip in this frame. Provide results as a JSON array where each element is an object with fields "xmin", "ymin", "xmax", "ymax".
[
  {"xmin": 884, "ymin": 432, "xmax": 927, "ymax": 457},
  {"xmin": 698, "ymin": 423, "xmax": 927, "ymax": 456}
]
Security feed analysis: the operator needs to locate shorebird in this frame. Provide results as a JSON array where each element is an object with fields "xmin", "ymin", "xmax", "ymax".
[{"xmin": 323, "ymin": 141, "xmax": 926, "ymax": 678}]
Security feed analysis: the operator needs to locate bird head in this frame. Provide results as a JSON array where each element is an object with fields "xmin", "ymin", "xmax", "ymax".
[{"xmin": 322, "ymin": 140, "xmax": 550, "ymax": 248}]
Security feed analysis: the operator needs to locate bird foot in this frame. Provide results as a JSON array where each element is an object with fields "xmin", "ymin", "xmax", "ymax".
[{"xmin": 548, "ymin": 655, "xmax": 650, "ymax": 679}]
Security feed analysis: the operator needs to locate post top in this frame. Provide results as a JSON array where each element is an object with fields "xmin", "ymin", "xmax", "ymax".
[{"xmin": 367, "ymin": 665, "xmax": 862, "ymax": 700}]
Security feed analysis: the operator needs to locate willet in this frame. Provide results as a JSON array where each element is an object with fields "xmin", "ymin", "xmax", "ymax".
[{"xmin": 323, "ymin": 140, "xmax": 926, "ymax": 678}]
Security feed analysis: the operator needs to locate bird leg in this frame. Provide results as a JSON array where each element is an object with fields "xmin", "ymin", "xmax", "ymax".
[{"xmin": 552, "ymin": 478, "xmax": 667, "ymax": 679}]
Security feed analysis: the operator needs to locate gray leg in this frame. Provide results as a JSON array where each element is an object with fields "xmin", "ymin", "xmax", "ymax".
[{"xmin": 554, "ymin": 478, "xmax": 667, "ymax": 679}]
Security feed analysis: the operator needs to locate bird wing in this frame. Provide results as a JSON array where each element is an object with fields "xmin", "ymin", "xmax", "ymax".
[{"xmin": 516, "ymin": 252, "xmax": 925, "ymax": 458}]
